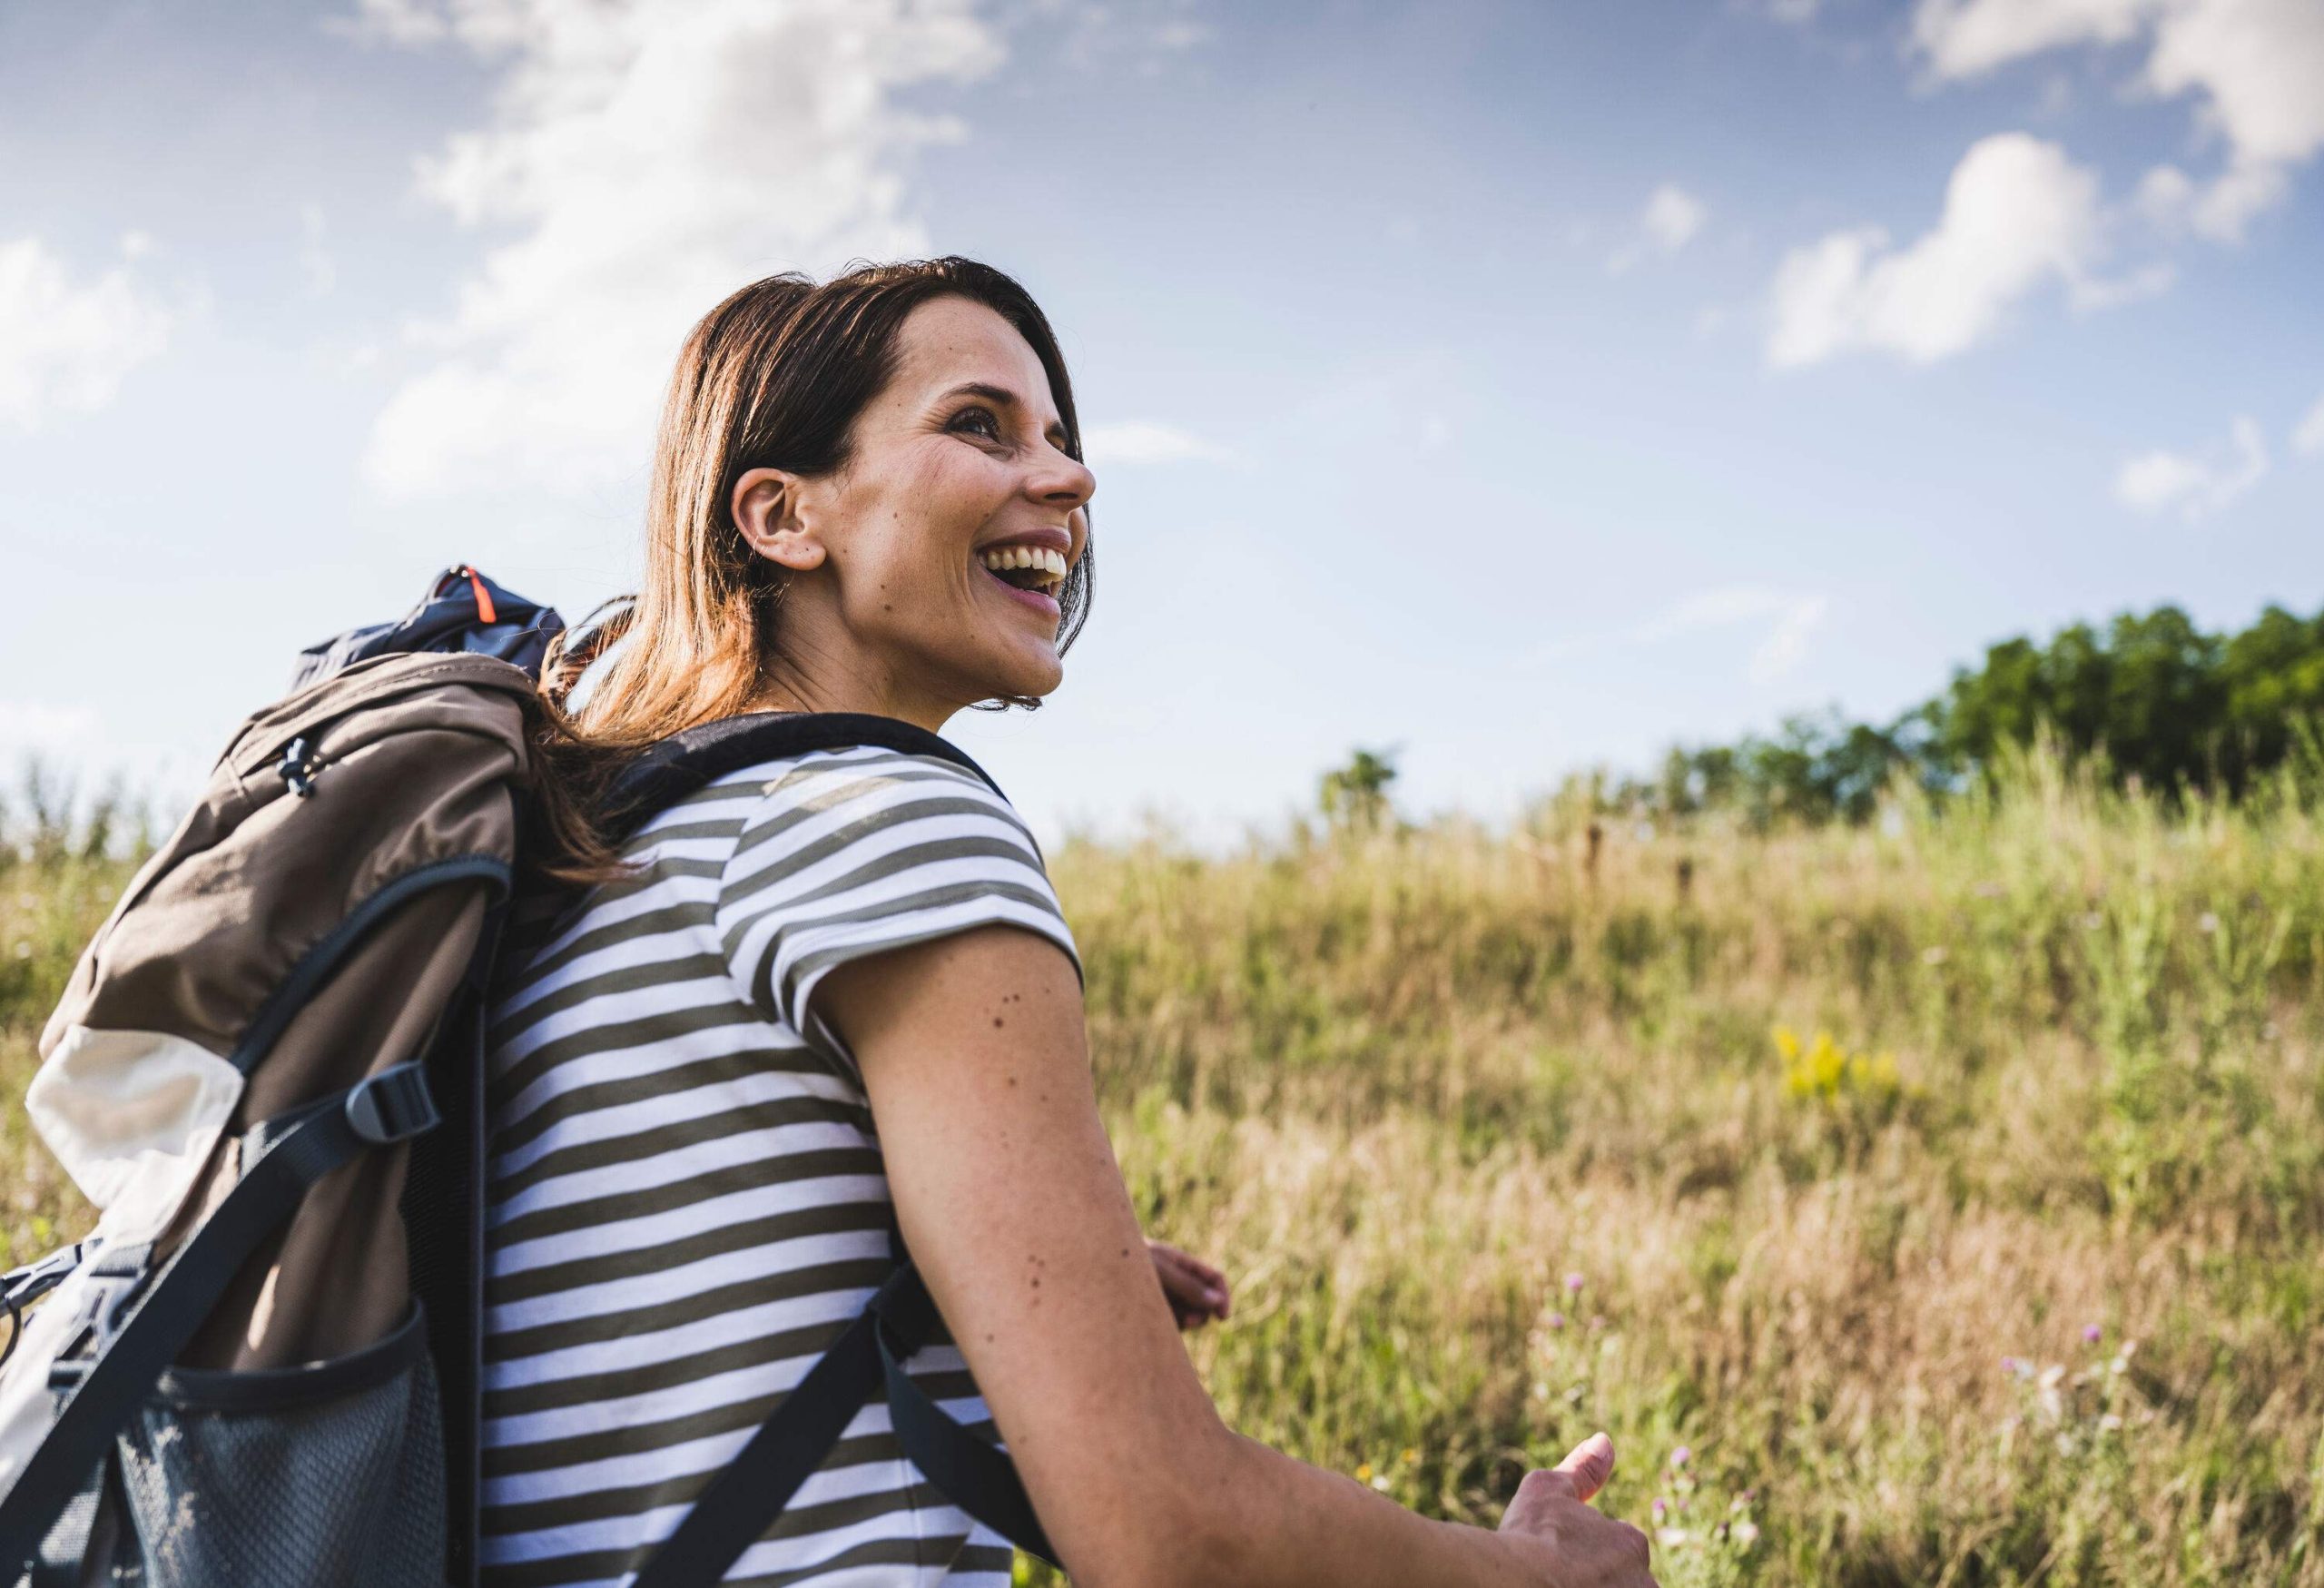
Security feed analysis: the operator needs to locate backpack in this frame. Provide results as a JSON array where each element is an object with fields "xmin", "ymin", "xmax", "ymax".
[{"xmin": 0, "ymin": 567, "xmax": 1053, "ymax": 1586}]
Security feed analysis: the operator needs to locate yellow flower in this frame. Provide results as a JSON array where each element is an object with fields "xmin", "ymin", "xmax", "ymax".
[
  {"xmin": 1777, "ymin": 1026, "xmax": 1904, "ymax": 1105},
  {"xmin": 1354, "ymin": 1462, "xmax": 1374, "ymax": 1483}
]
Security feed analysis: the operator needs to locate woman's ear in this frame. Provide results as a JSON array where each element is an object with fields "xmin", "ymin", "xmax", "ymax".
[{"xmin": 732, "ymin": 466, "xmax": 827, "ymax": 574}]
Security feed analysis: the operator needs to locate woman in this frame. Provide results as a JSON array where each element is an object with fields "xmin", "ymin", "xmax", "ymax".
[{"xmin": 483, "ymin": 258, "xmax": 1656, "ymax": 1587}]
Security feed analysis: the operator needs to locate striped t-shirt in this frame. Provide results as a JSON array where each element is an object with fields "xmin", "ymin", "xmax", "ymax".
[{"xmin": 477, "ymin": 741, "xmax": 1081, "ymax": 1588}]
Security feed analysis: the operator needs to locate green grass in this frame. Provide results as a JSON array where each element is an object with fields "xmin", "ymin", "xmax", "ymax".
[{"xmin": 7, "ymin": 748, "xmax": 2321, "ymax": 1585}]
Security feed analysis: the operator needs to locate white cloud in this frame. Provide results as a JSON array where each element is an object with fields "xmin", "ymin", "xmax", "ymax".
[
  {"xmin": 0, "ymin": 235, "xmax": 173, "ymax": 430},
  {"xmin": 1768, "ymin": 133, "xmax": 2128, "ymax": 368},
  {"xmin": 2114, "ymin": 413, "xmax": 2268, "ymax": 518},
  {"xmin": 2142, "ymin": 0, "xmax": 2324, "ymax": 240},
  {"xmin": 2290, "ymin": 394, "xmax": 2324, "ymax": 457},
  {"xmin": 1637, "ymin": 586, "xmax": 1830, "ymax": 685},
  {"xmin": 1607, "ymin": 182, "xmax": 1709, "ymax": 273},
  {"xmin": 1079, "ymin": 420, "xmax": 1227, "ymax": 468},
  {"xmin": 1642, "ymin": 185, "xmax": 1709, "ymax": 252},
  {"xmin": 2146, "ymin": 0, "xmax": 2324, "ymax": 167},
  {"xmin": 353, "ymin": 0, "xmax": 1005, "ymax": 497},
  {"xmin": 1910, "ymin": 0, "xmax": 2154, "ymax": 78},
  {"xmin": 2115, "ymin": 448, "xmax": 2211, "ymax": 512},
  {"xmin": 2066, "ymin": 257, "xmax": 2177, "ymax": 310},
  {"xmin": 1913, "ymin": 0, "xmax": 2324, "ymax": 242},
  {"xmin": 2135, "ymin": 153, "xmax": 2289, "ymax": 242}
]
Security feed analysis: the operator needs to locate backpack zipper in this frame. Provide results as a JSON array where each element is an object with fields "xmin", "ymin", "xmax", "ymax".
[{"xmin": 276, "ymin": 736, "xmax": 324, "ymax": 798}]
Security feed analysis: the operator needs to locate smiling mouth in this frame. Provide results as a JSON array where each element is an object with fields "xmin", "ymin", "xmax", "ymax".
[{"xmin": 976, "ymin": 543, "xmax": 1068, "ymax": 598}]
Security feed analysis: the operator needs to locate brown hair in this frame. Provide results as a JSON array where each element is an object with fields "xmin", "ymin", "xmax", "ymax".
[{"xmin": 524, "ymin": 257, "xmax": 1093, "ymax": 880}]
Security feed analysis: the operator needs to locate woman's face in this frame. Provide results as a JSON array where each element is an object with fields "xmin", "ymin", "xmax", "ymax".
[{"xmin": 733, "ymin": 296, "xmax": 1095, "ymax": 726}]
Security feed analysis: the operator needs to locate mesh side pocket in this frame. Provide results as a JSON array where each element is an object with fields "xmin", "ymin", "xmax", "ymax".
[{"xmin": 109, "ymin": 1304, "xmax": 448, "ymax": 1588}]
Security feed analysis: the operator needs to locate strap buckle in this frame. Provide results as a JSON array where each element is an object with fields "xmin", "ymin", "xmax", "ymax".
[
  {"xmin": 1, "ymin": 1239, "xmax": 97, "ymax": 1315},
  {"xmin": 42, "ymin": 1242, "xmax": 151, "ymax": 1387},
  {"xmin": 344, "ymin": 1064, "xmax": 440, "ymax": 1145}
]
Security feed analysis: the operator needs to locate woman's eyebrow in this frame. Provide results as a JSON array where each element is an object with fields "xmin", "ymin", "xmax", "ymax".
[
  {"xmin": 940, "ymin": 380, "xmax": 1019, "ymax": 409},
  {"xmin": 938, "ymin": 381, "xmax": 1070, "ymax": 448}
]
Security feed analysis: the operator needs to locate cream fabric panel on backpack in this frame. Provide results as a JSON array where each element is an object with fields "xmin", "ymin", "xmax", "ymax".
[{"xmin": 0, "ymin": 1026, "xmax": 247, "ymax": 1499}]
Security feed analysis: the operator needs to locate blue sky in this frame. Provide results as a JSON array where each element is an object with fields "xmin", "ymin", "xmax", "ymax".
[{"xmin": 2, "ymin": 0, "xmax": 2319, "ymax": 845}]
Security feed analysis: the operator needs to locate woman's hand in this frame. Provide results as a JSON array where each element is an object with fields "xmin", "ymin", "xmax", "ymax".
[
  {"xmin": 1496, "ymin": 1433, "xmax": 1659, "ymax": 1586},
  {"xmin": 1147, "ymin": 1239, "xmax": 1230, "ymax": 1331}
]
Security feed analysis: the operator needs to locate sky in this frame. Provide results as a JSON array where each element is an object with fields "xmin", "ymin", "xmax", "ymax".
[{"xmin": 2, "ymin": 0, "xmax": 2319, "ymax": 847}]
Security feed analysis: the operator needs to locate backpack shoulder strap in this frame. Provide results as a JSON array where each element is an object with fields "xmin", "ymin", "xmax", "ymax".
[
  {"xmin": 601, "ymin": 710, "xmax": 1005, "ymax": 845},
  {"xmin": 630, "ymin": 1261, "xmax": 1054, "ymax": 1588}
]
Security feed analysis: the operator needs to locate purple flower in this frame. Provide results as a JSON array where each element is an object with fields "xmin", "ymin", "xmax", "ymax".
[
  {"xmin": 1669, "ymin": 1445, "xmax": 1691, "ymax": 1469},
  {"xmin": 1651, "ymin": 1498, "xmax": 1668, "ymax": 1521},
  {"xmin": 1565, "ymin": 1271, "xmax": 1586, "ymax": 1294},
  {"xmin": 1546, "ymin": 1312, "xmax": 1566, "ymax": 1330},
  {"xmin": 2082, "ymin": 1323, "xmax": 2102, "ymax": 1344}
]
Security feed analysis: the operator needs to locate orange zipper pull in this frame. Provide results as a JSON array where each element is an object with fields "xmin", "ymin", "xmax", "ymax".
[{"xmin": 465, "ymin": 567, "xmax": 497, "ymax": 624}]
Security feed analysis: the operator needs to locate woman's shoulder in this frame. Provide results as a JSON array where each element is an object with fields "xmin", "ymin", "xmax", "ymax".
[{"xmin": 707, "ymin": 742, "xmax": 1081, "ymax": 1056}]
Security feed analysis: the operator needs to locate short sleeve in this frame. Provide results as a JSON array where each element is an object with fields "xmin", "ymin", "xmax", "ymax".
[{"xmin": 714, "ymin": 747, "xmax": 1082, "ymax": 1079}]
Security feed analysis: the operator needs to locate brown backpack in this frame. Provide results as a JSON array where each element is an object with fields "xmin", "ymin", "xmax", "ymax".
[{"xmin": 0, "ymin": 650, "xmax": 530, "ymax": 1585}]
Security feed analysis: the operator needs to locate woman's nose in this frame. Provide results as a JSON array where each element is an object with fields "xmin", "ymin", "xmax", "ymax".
[{"xmin": 1029, "ymin": 444, "xmax": 1096, "ymax": 513}]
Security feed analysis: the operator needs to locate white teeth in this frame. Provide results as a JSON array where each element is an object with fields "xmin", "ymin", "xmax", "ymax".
[{"xmin": 977, "ymin": 544, "xmax": 1068, "ymax": 586}]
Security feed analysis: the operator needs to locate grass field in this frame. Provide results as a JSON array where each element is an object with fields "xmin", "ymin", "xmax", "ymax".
[{"xmin": 5, "ymin": 746, "xmax": 2321, "ymax": 1585}]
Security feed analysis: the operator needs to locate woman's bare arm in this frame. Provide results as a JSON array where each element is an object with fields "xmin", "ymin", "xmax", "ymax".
[{"xmin": 815, "ymin": 924, "xmax": 1652, "ymax": 1588}]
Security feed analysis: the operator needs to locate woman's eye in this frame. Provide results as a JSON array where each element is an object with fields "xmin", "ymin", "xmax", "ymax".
[{"xmin": 949, "ymin": 408, "xmax": 1002, "ymax": 441}]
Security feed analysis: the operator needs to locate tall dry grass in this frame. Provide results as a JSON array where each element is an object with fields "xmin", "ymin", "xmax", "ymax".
[
  {"xmin": 1030, "ymin": 745, "xmax": 2324, "ymax": 1586},
  {"xmin": 3, "ymin": 748, "xmax": 2319, "ymax": 1586}
]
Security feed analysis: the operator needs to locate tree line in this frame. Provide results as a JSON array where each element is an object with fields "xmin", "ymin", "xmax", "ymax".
[{"xmin": 1610, "ymin": 600, "xmax": 2324, "ymax": 826}]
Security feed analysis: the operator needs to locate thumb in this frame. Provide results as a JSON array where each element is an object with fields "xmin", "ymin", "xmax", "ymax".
[{"xmin": 1551, "ymin": 1432, "xmax": 1616, "ymax": 1504}]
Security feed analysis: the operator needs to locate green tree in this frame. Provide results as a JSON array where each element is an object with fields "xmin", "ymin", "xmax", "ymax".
[
  {"xmin": 1931, "ymin": 606, "xmax": 2227, "ymax": 795},
  {"xmin": 2217, "ymin": 604, "xmax": 2324, "ymax": 790},
  {"xmin": 2101, "ymin": 606, "xmax": 2225, "ymax": 791},
  {"xmin": 1319, "ymin": 747, "xmax": 1399, "ymax": 833}
]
